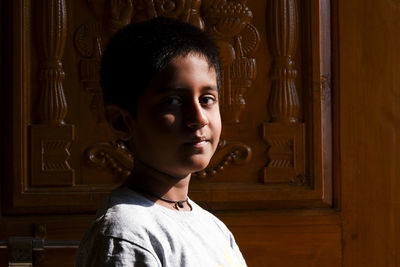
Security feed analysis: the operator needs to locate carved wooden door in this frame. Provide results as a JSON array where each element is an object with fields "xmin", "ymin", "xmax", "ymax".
[{"xmin": 0, "ymin": 0, "xmax": 341, "ymax": 266}]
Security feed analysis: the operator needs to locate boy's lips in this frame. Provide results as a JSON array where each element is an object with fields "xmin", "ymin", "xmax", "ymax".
[{"xmin": 184, "ymin": 136, "xmax": 209, "ymax": 148}]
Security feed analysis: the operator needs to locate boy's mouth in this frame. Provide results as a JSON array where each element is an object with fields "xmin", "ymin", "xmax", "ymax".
[{"xmin": 184, "ymin": 137, "xmax": 208, "ymax": 148}]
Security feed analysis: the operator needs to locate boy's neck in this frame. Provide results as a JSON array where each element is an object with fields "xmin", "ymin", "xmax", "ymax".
[{"xmin": 127, "ymin": 160, "xmax": 191, "ymax": 202}]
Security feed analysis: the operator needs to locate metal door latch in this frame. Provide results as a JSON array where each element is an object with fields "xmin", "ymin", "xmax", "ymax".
[
  {"xmin": 0, "ymin": 224, "xmax": 80, "ymax": 267},
  {"xmin": 8, "ymin": 236, "xmax": 34, "ymax": 267}
]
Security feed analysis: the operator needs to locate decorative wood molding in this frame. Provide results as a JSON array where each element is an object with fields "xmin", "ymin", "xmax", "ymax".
[
  {"xmin": 29, "ymin": 0, "xmax": 75, "ymax": 187},
  {"xmin": 263, "ymin": 0, "xmax": 307, "ymax": 185},
  {"xmin": 30, "ymin": 125, "xmax": 75, "ymax": 186},
  {"xmin": 38, "ymin": 0, "xmax": 68, "ymax": 124},
  {"xmin": 109, "ymin": 0, "xmax": 134, "ymax": 32},
  {"xmin": 267, "ymin": 0, "xmax": 300, "ymax": 123},
  {"xmin": 154, "ymin": 0, "xmax": 185, "ymax": 18},
  {"xmin": 203, "ymin": 0, "xmax": 260, "ymax": 123},
  {"xmin": 192, "ymin": 139, "xmax": 252, "ymax": 179},
  {"xmin": 84, "ymin": 139, "xmax": 251, "ymax": 180},
  {"xmin": 74, "ymin": 0, "xmax": 259, "ymax": 124},
  {"xmin": 85, "ymin": 141, "xmax": 134, "ymax": 178},
  {"xmin": 74, "ymin": 22, "xmax": 104, "ymax": 123},
  {"xmin": 74, "ymin": 0, "xmax": 134, "ymax": 123},
  {"xmin": 4, "ymin": 0, "xmax": 333, "ymax": 213},
  {"xmin": 263, "ymin": 123, "xmax": 306, "ymax": 185},
  {"xmin": 290, "ymin": 174, "xmax": 309, "ymax": 186},
  {"xmin": 182, "ymin": 0, "xmax": 204, "ymax": 30}
]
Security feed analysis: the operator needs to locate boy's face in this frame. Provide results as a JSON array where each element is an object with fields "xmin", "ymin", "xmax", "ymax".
[{"xmin": 128, "ymin": 54, "xmax": 221, "ymax": 178}]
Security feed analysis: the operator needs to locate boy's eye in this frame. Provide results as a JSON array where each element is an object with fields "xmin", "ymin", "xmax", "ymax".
[
  {"xmin": 164, "ymin": 96, "xmax": 182, "ymax": 105},
  {"xmin": 200, "ymin": 95, "xmax": 217, "ymax": 105}
]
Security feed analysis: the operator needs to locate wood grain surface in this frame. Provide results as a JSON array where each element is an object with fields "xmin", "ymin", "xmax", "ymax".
[{"xmin": 4, "ymin": 0, "xmax": 400, "ymax": 266}]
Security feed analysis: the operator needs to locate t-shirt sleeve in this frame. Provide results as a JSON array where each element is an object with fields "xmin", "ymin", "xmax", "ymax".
[
  {"xmin": 75, "ymin": 235, "xmax": 161, "ymax": 267},
  {"xmin": 208, "ymin": 214, "xmax": 247, "ymax": 266},
  {"xmin": 229, "ymin": 233, "xmax": 247, "ymax": 267}
]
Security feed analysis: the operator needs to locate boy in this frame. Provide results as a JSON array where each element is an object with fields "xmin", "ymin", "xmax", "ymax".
[{"xmin": 76, "ymin": 17, "xmax": 247, "ymax": 267}]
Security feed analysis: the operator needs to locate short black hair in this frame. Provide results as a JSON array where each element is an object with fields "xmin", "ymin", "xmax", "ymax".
[{"xmin": 100, "ymin": 17, "xmax": 221, "ymax": 116}]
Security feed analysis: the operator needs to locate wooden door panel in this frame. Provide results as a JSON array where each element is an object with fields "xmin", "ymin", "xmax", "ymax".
[
  {"xmin": 0, "ymin": 211, "xmax": 341, "ymax": 266},
  {"xmin": 3, "ymin": 0, "xmax": 332, "ymax": 214},
  {"xmin": 226, "ymin": 211, "xmax": 341, "ymax": 266},
  {"xmin": 1, "ymin": 0, "xmax": 339, "ymax": 266}
]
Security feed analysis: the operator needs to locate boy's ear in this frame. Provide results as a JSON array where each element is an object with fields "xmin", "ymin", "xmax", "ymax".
[{"xmin": 104, "ymin": 104, "xmax": 135, "ymax": 141}]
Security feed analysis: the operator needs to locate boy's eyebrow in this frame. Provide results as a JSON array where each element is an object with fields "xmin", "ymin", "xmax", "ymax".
[
  {"xmin": 201, "ymin": 85, "xmax": 218, "ymax": 92},
  {"xmin": 160, "ymin": 85, "xmax": 218, "ymax": 92}
]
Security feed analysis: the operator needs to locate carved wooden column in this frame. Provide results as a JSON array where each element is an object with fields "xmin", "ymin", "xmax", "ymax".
[
  {"xmin": 268, "ymin": 0, "xmax": 300, "ymax": 123},
  {"xmin": 30, "ymin": 0, "xmax": 75, "ymax": 186},
  {"xmin": 38, "ymin": 0, "xmax": 67, "ymax": 124},
  {"xmin": 263, "ymin": 0, "xmax": 306, "ymax": 185}
]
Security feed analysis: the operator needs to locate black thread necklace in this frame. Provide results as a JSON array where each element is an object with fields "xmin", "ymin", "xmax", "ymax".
[
  {"xmin": 126, "ymin": 181, "xmax": 190, "ymax": 210},
  {"xmin": 156, "ymin": 194, "xmax": 189, "ymax": 209},
  {"xmin": 134, "ymin": 188, "xmax": 189, "ymax": 210}
]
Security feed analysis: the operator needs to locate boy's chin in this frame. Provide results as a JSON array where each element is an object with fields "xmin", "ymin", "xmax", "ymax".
[{"xmin": 172, "ymin": 158, "xmax": 211, "ymax": 177}]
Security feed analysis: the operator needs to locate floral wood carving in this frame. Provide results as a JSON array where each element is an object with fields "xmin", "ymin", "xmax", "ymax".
[
  {"xmin": 85, "ymin": 141, "xmax": 134, "ymax": 178},
  {"xmin": 81, "ymin": 1, "xmax": 256, "ymax": 177},
  {"xmin": 75, "ymin": 0, "xmax": 259, "ymax": 124},
  {"xmin": 137, "ymin": 0, "xmax": 204, "ymax": 29},
  {"xmin": 203, "ymin": 0, "xmax": 260, "ymax": 123},
  {"xmin": 192, "ymin": 139, "xmax": 252, "ymax": 179},
  {"xmin": 74, "ymin": 0, "xmax": 134, "ymax": 123},
  {"xmin": 182, "ymin": 0, "xmax": 204, "ymax": 29},
  {"xmin": 85, "ymin": 139, "xmax": 251, "ymax": 179},
  {"xmin": 154, "ymin": 0, "xmax": 185, "ymax": 18},
  {"xmin": 267, "ymin": 0, "xmax": 300, "ymax": 123}
]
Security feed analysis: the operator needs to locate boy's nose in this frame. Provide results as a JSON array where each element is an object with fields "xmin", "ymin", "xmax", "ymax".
[{"xmin": 186, "ymin": 102, "xmax": 208, "ymax": 129}]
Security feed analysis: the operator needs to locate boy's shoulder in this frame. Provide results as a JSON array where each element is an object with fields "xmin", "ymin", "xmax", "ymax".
[{"xmin": 96, "ymin": 186, "xmax": 160, "ymax": 237}]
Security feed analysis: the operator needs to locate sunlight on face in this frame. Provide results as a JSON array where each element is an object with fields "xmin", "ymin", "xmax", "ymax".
[{"xmin": 129, "ymin": 54, "xmax": 221, "ymax": 178}]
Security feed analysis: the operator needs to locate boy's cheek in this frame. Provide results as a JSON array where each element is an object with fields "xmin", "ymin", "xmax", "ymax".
[{"xmin": 159, "ymin": 114, "xmax": 176, "ymax": 127}]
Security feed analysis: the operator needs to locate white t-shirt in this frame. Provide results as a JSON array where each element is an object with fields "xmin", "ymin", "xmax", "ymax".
[{"xmin": 75, "ymin": 186, "xmax": 247, "ymax": 267}]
